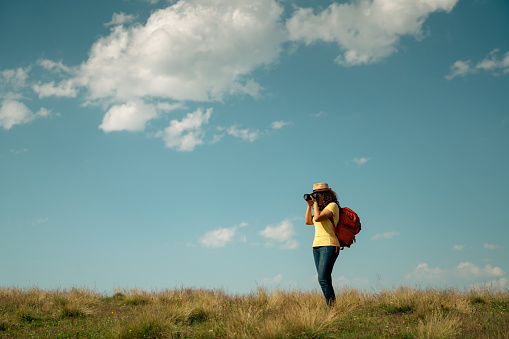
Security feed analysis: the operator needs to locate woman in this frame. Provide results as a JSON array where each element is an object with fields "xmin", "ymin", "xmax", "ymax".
[{"xmin": 305, "ymin": 182, "xmax": 341, "ymax": 307}]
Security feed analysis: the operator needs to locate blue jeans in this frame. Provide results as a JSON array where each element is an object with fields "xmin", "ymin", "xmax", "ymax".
[{"xmin": 313, "ymin": 246, "xmax": 339, "ymax": 307}]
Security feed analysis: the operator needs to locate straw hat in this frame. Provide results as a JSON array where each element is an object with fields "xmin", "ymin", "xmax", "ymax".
[{"xmin": 312, "ymin": 183, "xmax": 331, "ymax": 192}]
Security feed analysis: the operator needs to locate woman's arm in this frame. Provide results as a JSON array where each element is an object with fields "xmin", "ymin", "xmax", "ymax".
[
  {"xmin": 313, "ymin": 202, "xmax": 333, "ymax": 222},
  {"xmin": 305, "ymin": 203, "xmax": 314, "ymax": 225}
]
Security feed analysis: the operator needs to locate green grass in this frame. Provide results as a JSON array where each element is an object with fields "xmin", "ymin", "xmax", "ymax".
[{"xmin": 0, "ymin": 286, "xmax": 507, "ymax": 338}]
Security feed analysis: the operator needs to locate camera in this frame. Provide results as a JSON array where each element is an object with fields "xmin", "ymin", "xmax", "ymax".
[{"xmin": 303, "ymin": 192, "xmax": 319, "ymax": 201}]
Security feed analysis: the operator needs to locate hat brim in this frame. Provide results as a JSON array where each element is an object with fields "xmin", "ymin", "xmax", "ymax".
[{"xmin": 312, "ymin": 188, "xmax": 331, "ymax": 193}]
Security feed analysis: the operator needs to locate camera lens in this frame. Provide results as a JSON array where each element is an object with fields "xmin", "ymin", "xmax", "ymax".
[{"xmin": 303, "ymin": 194, "xmax": 311, "ymax": 201}]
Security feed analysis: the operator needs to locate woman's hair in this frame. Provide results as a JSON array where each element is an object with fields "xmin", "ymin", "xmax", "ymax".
[{"xmin": 319, "ymin": 190, "xmax": 340, "ymax": 210}]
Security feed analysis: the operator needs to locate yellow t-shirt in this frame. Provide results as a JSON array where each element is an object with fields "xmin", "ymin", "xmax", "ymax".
[{"xmin": 312, "ymin": 202, "xmax": 340, "ymax": 247}]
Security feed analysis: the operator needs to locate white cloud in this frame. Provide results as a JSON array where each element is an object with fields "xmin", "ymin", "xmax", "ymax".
[
  {"xmin": 0, "ymin": 100, "xmax": 49, "ymax": 130},
  {"xmin": 199, "ymin": 227, "xmax": 236, "ymax": 248},
  {"xmin": 445, "ymin": 60, "xmax": 472, "ymax": 80},
  {"xmin": 446, "ymin": 49, "xmax": 509, "ymax": 79},
  {"xmin": 199, "ymin": 222, "xmax": 248, "ymax": 248},
  {"xmin": 271, "ymin": 120, "xmax": 291, "ymax": 129},
  {"xmin": 99, "ymin": 101, "xmax": 158, "ymax": 132},
  {"xmin": 55, "ymin": 0, "xmax": 285, "ymax": 105},
  {"xmin": 159, "ymin": 107, "xmax": 212, "ymax": 151},
  {"xmin": 456, "ymin": 262, "xmax": 504, "ymax": 278},
  {"xmin": 260, "ymin": 273, "xmax": 283, "ymax": 285},
  {"xmin": 476, "ymin": 49, "xmax": 509, "ymax": 73},
  {"xmin": 371, "ymin": 231, "xmax": 398, "ymax": 240},
  {"xmin": 259, "ymin": 219, "xmax": 299, "ymax": 249},
  {"xmin": 1, "ymin": 92, "xmax": 24, "ymax": 101},
  {"xmin": 37, "ymin": 59, "xmax": 74, "ymax": 74},
  {"xmin": 226, "ymin": 124, "xmax": 259, "ymax": 142},
  {"xmin": 483, "ymin": 243, "xmax": 502, "ymax": 250},
  {"xmin": 0, "ymin": 101, "xmax": 31, "ymax": 129},
  {"xmin": 453, "ymin": 245, "xmax": 464, "ymax": 250},
  {"xmin": 0, "ymin": 67, "xmax": 52, "ymax": 130},
  {"xmin": 353, "ymin": 157, "xmax": 371, "ymax": 166},
  {"xmin": 287, "ymin": 0, "xmax": 458, "ymax": 66},
  {"xmin": 33, "ymin": 80, "xmax": 78, "ymax": 98},
  {"xmin": 37, "ymin": 108, "xmax": 50, "ymax": 117},
  {"xmin": 156, "ymin": 102, "xmax": 185, "ymax": 112},
  {"xmin": 1, "ymin": 67, "xmax": 29, "ymax": 89},
  {"xmin": 104, "ymin": 12, "xmax": 138, "ymax": 27},
  {"xmin": 405, "ymin": 263, "xmax": 447, "ymax": 282}
]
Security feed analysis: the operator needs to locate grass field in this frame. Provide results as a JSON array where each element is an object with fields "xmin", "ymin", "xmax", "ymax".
[{"xmin": 0, "ymin": 285, "xmax": 508, "ymax": 338}]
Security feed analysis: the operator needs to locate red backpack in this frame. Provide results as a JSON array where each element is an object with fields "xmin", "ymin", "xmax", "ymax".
[{"xmin": 329, "ymin": 207, "xmax": 361, "ymax": 251}]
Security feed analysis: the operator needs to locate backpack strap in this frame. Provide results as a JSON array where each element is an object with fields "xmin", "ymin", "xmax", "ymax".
[
  {"xmin": 329, "ymin": 216, "xmax": 339, "ymax": 253},
  {"xmin": 330, "ymin": 203, "xmax": 344, "ymax": 253}
]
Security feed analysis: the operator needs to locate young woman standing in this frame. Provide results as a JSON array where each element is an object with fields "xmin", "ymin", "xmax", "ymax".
[{"xmin": 305, "ymin": 183, "xmax": 341, "ymax": 307}]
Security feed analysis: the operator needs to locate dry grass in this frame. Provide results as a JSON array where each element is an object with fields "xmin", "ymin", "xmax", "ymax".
[{"xmin": 0, "ymin": 285, "xmax": 507, "ymax": 338}]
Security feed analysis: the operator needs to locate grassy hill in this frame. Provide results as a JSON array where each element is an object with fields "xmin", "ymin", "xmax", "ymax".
[{"xmin": 0, "ymin": 286, "xmax": 507, "ymax": 338}]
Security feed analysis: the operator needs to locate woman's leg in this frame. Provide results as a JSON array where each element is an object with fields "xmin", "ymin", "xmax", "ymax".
[{"xmin": 313, "ymin": 246, "xmax": 339, "ymax": 306}]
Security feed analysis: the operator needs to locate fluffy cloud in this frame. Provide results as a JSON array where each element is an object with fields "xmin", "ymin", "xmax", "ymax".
[
  {"xmin": 0, "ymin": 68, "xmax": 51, "ymax": 129},
  {"xmin": 199, "ymin": 227, "xmax": 236, "ymax": 248},
  {"xmin": 287, "ymin": 0, "xmax": 458, "ymax": 65},
  {"xmin": 1, "ymin": 67, "xmax": 29, "ymax": 89},
  {"xmin": 213, "ymin": 123, "xmax": 262, "ymax": 143},
  {"xmin": 456, "ymin": 262, "xmax": 504, "ymax": 278},
  {"xmin": 371, "ymin": 231, "xmax": 399, "ymax": 240},
  {"xmin": 156, "ymin": 102, "xmax": 185, "ymax": 112},
  {"xmin": 33, "ymin": 80, "xmax": 78, "ymax": 98},
  {"xmin": 0, "ymin": 100, "xmax": 49, "ymax": 130},
  {"xmin": 406, "ymin": 263, "xmax": 447, "ymax": 282},
  {"xmin": 271, "ymin": 121, "xmax": 291, "ymax": 129},
  {"xmin": 62, "ymin": 0, "xmax": 286, "ymax": 104},
  {"xmin": 37, "ymin": 59, "xmax": 74, "ymax": 74},
  {"xmin": 446, "ymin": 60, "xmax": 472, "ymax": 80},
  {"xmin": 226, "ymin": 124, "xmax": 259, "ymax": 142},
  {"xmin": 99, "ymin": 101, "xmax": 158, "ymax": 132},
  {"xmin": 446, "ymin": 49, "xmax": 509, "ymax": 80},
  {"xmin": 259, "ymin": 219, "xmax": 299, "ymax": 249},
  {"xmin": 158, "ymin": 107, "xmax": 212, "ymax": 151},
  {"xmin": 104, "ymin": 12, "xmax": 138, "ymax": 27},
  {"xmin": 199, "ymin": 222, "xmax": 247, "ymax": 248},
  {"xmin": 453, "ymin": 245, "xmax": 464, "ymax": 250}
]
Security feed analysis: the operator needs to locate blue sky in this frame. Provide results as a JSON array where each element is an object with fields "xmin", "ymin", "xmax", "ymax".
[{"xmin": 1, "ymin": 0, "xmax": 508, "ymax": 294}]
